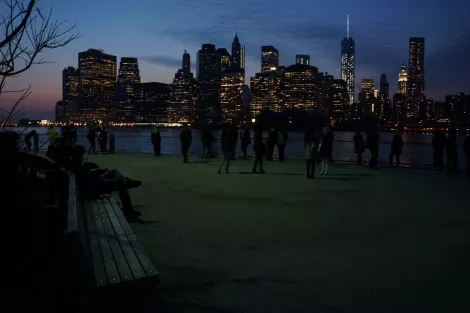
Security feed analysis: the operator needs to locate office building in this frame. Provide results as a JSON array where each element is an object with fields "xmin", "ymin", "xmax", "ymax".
[
  {"xmin": 330, "ymin": 79, "xmax": 347, "ymax": 118},
  {"xmin": 295, "ymin": 55, "xmax": 310, "ymax": 66},
  {"xmin": 281, "ymin": 64, "xmax": 318, "ymax": 112},
  {"xmin": 220, "ymin": 69, "xmax": 244, "ymax": 124},
  {"xmin": 134, "ymin": 82, "xmax": 171, "ymax": 124},
  {"xmin": 168, "ymin": 51, "xmax": 197, "ymax": 124},
  {"xmin": 359, "ymin": 79, "xmax": 375, "ymax": 116},
  {"xmin": 250, "ymin": 71, "xmax": 282, "ymax": 118},
  {"xmin": 261, "ymin": 46, "xmax": 279, "ymax": 72},
  {"xmin": 62, "ymin": 66, "xmax": 79, "ymax": 101},
  {"xmin": 116, "ymin": 57, "xmax": 140, "ymax": 101},
  {"xmin": 197, "ymin": 43, "xmax": 221, "ymax": 124},
  {"xmin": 393, "ymin": 93, "xmax": 407, "ymax": 121},
  {"xmin": 445, "ymin": 93, "xmax": 470, "ymax": 125},
  {"xmin": 78, "ymin": 49, "xmax": 117, "ymax": 105},
  {"xmin": 60, "ymin": 66, "xmax": 80, "ymax": 122},
  {"xmin": 360, "ymin": 79, "xmax": 375, "ymax": 98},
  {"xmin": 217, "ymin": 48, "xmax": 231, "ymax": 70}
]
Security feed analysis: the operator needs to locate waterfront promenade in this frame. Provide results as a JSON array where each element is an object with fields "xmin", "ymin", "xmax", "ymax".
[{"xmin": 87, "ymin": 154, "xmax": 469, "ymax": 313}]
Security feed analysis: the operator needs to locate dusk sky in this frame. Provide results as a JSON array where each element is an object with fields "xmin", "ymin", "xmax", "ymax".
[{"xmin": 2, "ymin": 0, "xmax": 470, "ymax": 120}]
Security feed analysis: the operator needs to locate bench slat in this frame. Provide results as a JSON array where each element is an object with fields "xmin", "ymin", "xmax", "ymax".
[
  {"xmin": 103, "ymin": 198, "xmax": 147, "ymax": 280},
  {"xmin": 90, "ymin": 201, "xmax": 121, "ymax": 285},
  {"xmin": 96, "ymin": 199, "xmax": 134, "ymax": 283},
  {"xmin": 108, "ymin": 197, "xmax": 159, "ymax": 278},
  {"xmin": 67, "ymin": 175, "xmax": 78, "ymax": 233},
  {"xmin": 84, "ymin": 202, "xmax": 107, "ymax": 287}
]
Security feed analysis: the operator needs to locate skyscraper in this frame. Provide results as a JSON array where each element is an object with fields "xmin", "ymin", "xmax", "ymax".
[
  {"xmin": 197, "ymin": 44, "xmax": 220, "ymax": 81},
  {"xmin": 407, "ymin": 37, "xmax": 425, "ymax": 116},
  {"xmin": 168, "ymin": 51, "xmax": 196, "ymax": 124},
  {"xmin": 78, "ymin": 49, "xmax": 117, "ymax": 105},
  {"xmin": 295, "ymin": 55, "xmax": 310, "ymax": 66},
  {"xmin": 359, "ymin": 79, "xmax": 375, "ymax": 116},
  {"xmin": 261, "ymin": 46, "xmax": 279, "ymax": 72},
  {"xmin": 398, "ymin": 63, "xmax": 407, "ymax": 95},
  {"xmin": 58, "ymin": 67, "xmax": 80, "ymax": 123},
  {"xmin": 62, "ymin": 66, "xmax": 79, "ymax": 101},
  {"xmin": 378, "ymin": 74, "xmax": 391, "ymax": 121},
  {"xmin": 182, "ymin": 50, "xmax": 191, "ymax": 72},
  {"xmin": 231, "ymin": 33, "xmax": 244, "ymax": 72},
  {"xmin": 117, "ymin": 57, "xmax": 140, "ymax": 102},
  {"xmin": 197, "ymin": 44, "xmax": 221, "ymax": 124},
  {"xmin": 379, "ymin": 74, "xmax": 389, "ymax": 99},
  {"xmin": 341, "ymin": 15, "xmax": 355, "ymax": 105}
]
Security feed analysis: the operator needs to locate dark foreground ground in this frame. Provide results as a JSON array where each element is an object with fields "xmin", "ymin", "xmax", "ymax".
[{"xmin": 88, "ymin": 154, "xmax": 470, "ymax": 313}]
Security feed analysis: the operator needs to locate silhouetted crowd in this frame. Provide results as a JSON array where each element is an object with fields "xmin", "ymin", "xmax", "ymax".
[{"xmin": 24, "ymin": 123, "xmax": 469, "ymax": 221}]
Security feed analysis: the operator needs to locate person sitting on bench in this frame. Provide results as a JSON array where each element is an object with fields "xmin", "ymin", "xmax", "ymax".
[{"xmin": 71, "ymin": 145, "xmax": 143, "ymax": 218}]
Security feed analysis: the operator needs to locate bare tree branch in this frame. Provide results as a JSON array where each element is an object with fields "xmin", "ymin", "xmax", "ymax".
[{"xmin": 0, "ymin": 0, "xmax": 80, "ymax": 131}]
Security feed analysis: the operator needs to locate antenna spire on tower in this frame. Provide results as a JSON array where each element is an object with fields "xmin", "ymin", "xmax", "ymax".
[{"xmin": 346, "ymin": 14, "xmax": 350, "ymax": 38}]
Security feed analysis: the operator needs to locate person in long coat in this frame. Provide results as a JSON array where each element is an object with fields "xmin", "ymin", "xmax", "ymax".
[
  {"xmin": 389, "ymin": 130, "xmax": 404, "ymax": 167},
  {"xmin": 252, "ymin": 128, "xmax": 266, "ymax": 174},
  {"xmin": 305, "ymin": 127, "xmax": 320, "ymax": 179},
  {"xmin": 354, "ymin": 131, "xmax": 365, "ymax": 165}
]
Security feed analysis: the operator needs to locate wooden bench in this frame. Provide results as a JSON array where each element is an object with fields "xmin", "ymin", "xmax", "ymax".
[{"xmin": 66, "ymin": 174, "xmax": 159, "ymax": 294}]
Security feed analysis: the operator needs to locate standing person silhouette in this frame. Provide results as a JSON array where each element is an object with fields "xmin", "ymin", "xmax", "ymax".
[
  {"xmin": 218, "ymin": 125, "xmax": 233, "ymax": 174},
  {"xmin": 367, "ymin": 128, "xmax": 380, "ymax": 169},
  {"xmin": 252, "ymin": 128, "xmax": 266, "ymax": 174},
  {"xmin": 201, "ymin": 124, "xmax": 213, "ymax": 158},
  {"xmin": 277, "ymin": 128, "xmax": 289, "ymax": 161},
  {"xmin": 432, "ymin": 130, "xmax": 446, "ymax": 170},
  {"xmin": 241, "ymin": 126, "xmax": 251, "ymax": 160},
  {"xmin": 180, "ymin": 123, "xmax": 192, "ymax": 163},
  {"xmin": 229, "ymin": 124, "xmax": 238, "ymax": 160},
  {"xmin": 389, "ymin": 130, "xmax": 404, "ymax": 167},
  {"xmin": 98, "ymin": 126, "xmax": 108, "ymax": 155},
  {"xmin": 463, "ymin": 132, "xmax": 470, "ymax": 177},
  {"xmin": 326, "ymin": 126, "xmax": 334, "ymax": 163},
  {"xmin": 24, "ymin": 130, "xmax": 37, "ymax": 152},
  {"xmin": 150, "ymin": 127, "xmax": 161, "ymax": 156},
  {"xmin": 446, "ymin": 129, "xmax": 458, "ymax": 175},
  {"xmin": 319, "ymin": 128, "xmax": 331, "ymax": 175},
  {"xmin": 354, "ymin": 131, "xmax": 365, "ymax": 165},
  {"xmin": 87, "ymin": 125, "xmax": 97, "ymax": 155},
  {"xmin": 266, "ymin": 128, "xmax": 278, "ymax": 161},
  {"xmin": 304, "ymin": 127, "xmax": 320, "ymax": 179}
]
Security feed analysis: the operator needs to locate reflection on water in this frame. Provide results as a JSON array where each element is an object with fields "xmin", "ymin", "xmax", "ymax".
[{"xmin": 19, "ymin": 127, "xmax": 467, "ymax": 168}]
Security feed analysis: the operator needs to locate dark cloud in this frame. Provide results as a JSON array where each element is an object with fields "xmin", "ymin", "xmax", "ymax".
[{"xmin": 140, "ymin": 55, "xmax": 196, "ymax": 70}]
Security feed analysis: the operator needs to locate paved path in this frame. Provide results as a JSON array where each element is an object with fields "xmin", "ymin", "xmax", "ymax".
[{"xmin": 88, "ymin": 154, "xmax": 470, "ymax": 313}]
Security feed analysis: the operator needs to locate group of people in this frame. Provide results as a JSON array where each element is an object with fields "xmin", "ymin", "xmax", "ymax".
[
  {"xmin": 86, "ymin": 123, "xmax": 109, "ymax": 155},
  {"xmin": 432, "ymin": 129, "xmax": 470, "ymax": 175},
  {"xmin": 175, "ymin": 123, "xmax": 335, "ymax": 178},
  {"xmin": 352, "ymin": 129, "xmax": 384, "ymax": 169},
  {"xmin": 351, "ymin": 127, "xmax": 470, "ymax": 176}
]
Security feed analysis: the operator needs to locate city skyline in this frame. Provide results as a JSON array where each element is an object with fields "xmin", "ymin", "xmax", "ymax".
[{"xmin": 2, "ymin": 0, "xmax": 470, "ymax": 120}]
